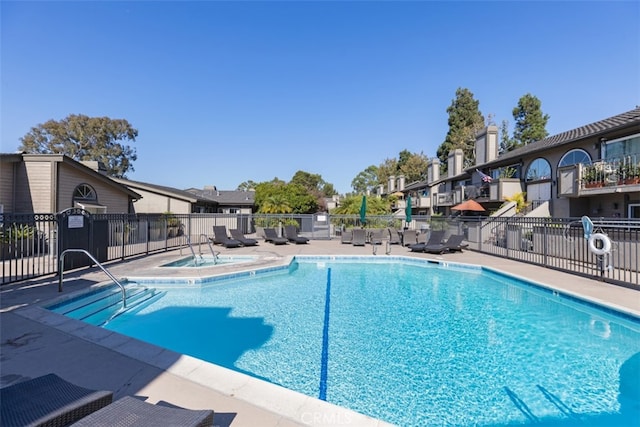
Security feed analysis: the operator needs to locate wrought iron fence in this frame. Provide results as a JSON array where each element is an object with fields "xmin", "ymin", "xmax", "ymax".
[{"xmin": 2, "ymin": 211, "xmax": 639, "ymax": 289}]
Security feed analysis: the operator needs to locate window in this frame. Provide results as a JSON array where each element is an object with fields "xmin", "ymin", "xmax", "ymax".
[
  {"xmin": 73, "ymin": 184, "xmax": 97, "ymax": 200},
  {"xmin": 602, "ymin": 133, "xmax": 640, "ymax": 161},
  {"xmin": 526, "ymin": 158, "xmax": 551, "ymax": 181},
  {"xmin": 559, "ymin": 149, "xmax": 591, "ymax": 167},
  {"xmin": 72, "ymin": 183, "xmax": 106, "ymax": 214}
]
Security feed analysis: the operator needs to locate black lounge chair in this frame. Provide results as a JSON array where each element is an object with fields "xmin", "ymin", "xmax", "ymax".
[
  {"xmin": 386, "ymin": 228, "xmax": 402, "ymax": 245},
  {"xmin": 212, "ymin": 226, "xmax": 242, "ymax": 248},
  {"xmin": 423, "ymin": 234, "xmax": 468, "ymax": 254},
  {"xmin": 402, "ymin": 229, "xmax": 418, "ymax": 246},
  {"xmin": 284, "ymin": 225, "xmax": 309, "ymax": 244},
  {"xmin": 229, "ymin": 228, "xmax": 259, "ymax": 246},
  {"xmin": 352, "ymin": 229, "xmax": 366, "ymax": 246},
  {"xmin": 369, "ymin": 229, "xmax": 385, "ymax": 245},
  {"xmin": 0, "ymin": 373, "xmax": 113, "ymax": 427},
  {"xmin": 263, "ymin": 228, "xmax": 288, "ymax": 245},
  {"xmin": 409, "ymin": 230, "xmax": 445, "ymax": 252},
  {"xmin": 71, "ymin": 396, "xmax": 213, "ymax": 427},
  {"xmin": 341, "ymin": 229, "xmax": 353, "ymax": 244}
]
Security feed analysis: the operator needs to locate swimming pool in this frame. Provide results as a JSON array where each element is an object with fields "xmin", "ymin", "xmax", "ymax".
[{"xmin": 49, "ymin": 257, "xmax": 640, "ymax": 426}]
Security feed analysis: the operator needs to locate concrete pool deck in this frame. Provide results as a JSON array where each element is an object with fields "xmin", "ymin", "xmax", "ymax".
[{"xmin": 2, "ymin": 239, "xmax": 639, "ymax": 426}]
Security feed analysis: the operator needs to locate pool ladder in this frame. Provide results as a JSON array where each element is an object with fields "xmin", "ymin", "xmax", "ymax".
[
  {"xmin": 58, "ymin": 248, "xmax": 128, "ymax": 309},
  {"xmin": 186, "ymin": 234, "xmax": 220, "ymax": 265}
]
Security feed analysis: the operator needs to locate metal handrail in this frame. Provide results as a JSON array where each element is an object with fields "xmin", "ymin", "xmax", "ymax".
[
  {"xmin": 58, "ymin": 249, "xmax": 127, "ymax": 308},
  {"xmin": 186, "ymin": 234, "xmax": 220, "ymax": 265}
]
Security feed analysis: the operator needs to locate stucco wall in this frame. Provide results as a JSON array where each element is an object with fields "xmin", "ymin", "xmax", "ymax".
[{"xmin": 131, "ymin": 188, "xmax": 192, "ymax": 214}]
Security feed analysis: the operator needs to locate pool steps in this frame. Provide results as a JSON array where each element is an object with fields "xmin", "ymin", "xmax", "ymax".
[{"xmin": 50, "ymin": 285, "xmax": 164, "ymax": 326}]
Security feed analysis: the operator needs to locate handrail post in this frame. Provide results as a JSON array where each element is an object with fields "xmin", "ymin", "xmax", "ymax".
[{"xmin": 58, "ymin": 249, "xmax": 127, "ymax": 308}]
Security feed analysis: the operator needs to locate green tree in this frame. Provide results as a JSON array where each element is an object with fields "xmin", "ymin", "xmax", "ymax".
[
  {"xmin": 18, "ymin": 114, "xmax": 138, "ymax": 178},
  {"xmin": 254, "ymin": 180, "xmax": 318, "ymax": 214},
  {"xmin": 436, "ymin": 88, "xmax": 485, "ymax": 172},
  {"xmin": 351, "ymin": 165, "xmax": 379, "ymax": 194},
  {"xmin": 331, "ymin": 194, "xmax": 390, "ymax": 215},
  {"xmin": 237, "ymin": 180, "xmax": 257, "ymax": 191},
  {"xmin": 512, "ymin": 93, "xmax": 549, "ymax": 147},
  {"xmin": 499, "ymin": 119, "xmax": 516, "ymax": 154},
  {"xmin": 398, "ymin": 151, "xmax": 429, "ymax": 184}
]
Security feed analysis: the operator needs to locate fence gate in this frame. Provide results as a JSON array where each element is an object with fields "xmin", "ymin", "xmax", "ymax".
[{"xmin": 57, "ymin": 208, "xmax": 108, "ymax": 270}]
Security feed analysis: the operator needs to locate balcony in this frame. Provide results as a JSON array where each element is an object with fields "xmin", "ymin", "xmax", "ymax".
[
  {"xmin": 559, "ymin": 160, "xmax": 640, "ymax": 197},
  {"xmin": 488, "ymin": 179, "xmax": 524, "ymax": 202}
]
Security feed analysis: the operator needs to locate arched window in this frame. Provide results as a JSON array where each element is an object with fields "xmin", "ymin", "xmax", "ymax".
[
  {"xmin": 558, "ymin": 149, "xmax": 591, "ymax": 167},
  {"xmin": 526, "ymin": 158, "xmax": 551, "ymax": 182},
  {"xmin": 72, "ymin": 183, "xmax": 106, "ymax": 213},
  {"xmin": 73, "ymin": 184, "xmax": 97, "ymax": 201}
]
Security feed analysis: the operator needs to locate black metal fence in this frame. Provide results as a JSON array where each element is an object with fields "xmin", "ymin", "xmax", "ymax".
[{"xmin": 2, "ymin": 211, "xmax": 639, "ymax": 289}]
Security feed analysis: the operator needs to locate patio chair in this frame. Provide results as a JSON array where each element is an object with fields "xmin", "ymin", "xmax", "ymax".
[
  {"xmin": 341, "ymin": 229, "xmax": 353, "ymax": 244},
  {"xmin": 283, "ymin": 225, "xmax": 309, "ymax": 244},
  {"xmin": 263, "ymin": 228, "xmax": 289, "ymax": 245},
  {"xmin": 229, "ymin": 228, "xmax": 259, "ymax": 246},
  {"xmin": 0, "ymin": 373, "xmax": 113, "ymax": 427},
  {"xmin": 70, "ymin": 396, "xmax": 213, "ymax": 427},
  {"xmin": 352, "ymin": 229, "xmax": 366, "ymax": 246},
  {"xmin": 423, "ymin": 234, "xmax": 468, "ymax": 254},
  {"xmin": 386, "ymin": 228, "xmax": 402, "ymax": 245},
  {"xmin": 369, "ymin": 229, "xmax": 386, "ymax": 245},
  {"xmin": 402, "ymin": 229, "xmax": 418, "ymax": 246},
  {"xmin": 409, "ymin": 230, "xmax": 445, "ymax": 252},
  {"xmin": 212, "ymin": 226, "xmax": 242, "ymax": 248}
]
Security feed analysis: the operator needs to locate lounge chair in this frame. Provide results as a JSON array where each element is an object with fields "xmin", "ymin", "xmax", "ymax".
[
  {"xmin": 0, "ymin": 373, "xmax": 113, "ymax": 427},
  {"xmin": 352, "ymin": 229, "xmax": 366, "ymax": 246},
  {"xmin": 423, "ymin": 234, "xmax": 468, "ymax": 254},
  {"xmin": 229, "ymin": 228, "xmax": 259, "ymax": 246},
  {"xmin": 369, "ymin": 229, "xmax": 385, "ymax": 245},
  {"xmin": 212, "ymin": 226, "xmax": 242, "ymax": 248},
  {"xmin": 386, "ymin": 228, "xmax": 402, "ymax": 245},
  {"xmin": 263, "ymin": 228, "xmax": 289, "ymax": 245},
  {"xmin": 284, "ymin": 225, "xmax": 309, "ymax": 244},
  {"xmin": 341, "ymin": 229, "xmax": 353, "ymax": 244},
  {"xmin": 70, "ymin": 396, "xmax": 213, "ymax": 427},
  {"xmin": 402, "ymin": 229, "xmax": 418, "ymax": 246},
  {"xmin": 409, "ymin": 230, "xmax": 445, "ymax": 252}
]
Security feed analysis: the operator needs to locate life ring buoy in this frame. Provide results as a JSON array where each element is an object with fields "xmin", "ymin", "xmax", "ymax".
[{"xmin": 588, "ymin": 233, "xmax": 611, "ymax": 255}]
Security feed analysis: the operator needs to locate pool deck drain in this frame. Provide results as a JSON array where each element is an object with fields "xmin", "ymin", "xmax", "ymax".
[{"xmin": 2, "ymin": 239, "xmax": 639, "ymax": 426}]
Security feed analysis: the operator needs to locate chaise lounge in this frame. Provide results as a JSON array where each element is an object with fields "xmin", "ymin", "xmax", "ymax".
[
  {"xmin": 408, "ymin": 230, "xmax": 445, "ymax": 252},
  {"xmin": 422, "ymin": 234, "xmax": 468, "ymax": 254},
  {"xmin": 212, "ymin": 226, "xmax": 242, "ymax": 248},
  {"xmin": 352, "ymin": 229, "xmax": 366, "ymax": 246},
  {"xmin": 263, "ymin": 228, "xmax": 289, "ymax": 245},
  {"xmin": 283, "ymin": 225, "xmax": 309, "ymax": 244},
  {"xmin": 229, "ymin": 228, "xmax": 259, "ymax": 246}
]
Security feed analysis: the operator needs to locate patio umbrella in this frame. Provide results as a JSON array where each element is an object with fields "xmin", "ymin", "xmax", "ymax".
[
  {"xmin": 359, "ymin": 195, "xmax": 367, "ymax": 226},
  {"xmin": 405, "ymin": 195, "xmax": 412, "ymax": 223},
  {"xmin": 452, "ymin": 199, "xmax": 485, "ymax": 212}
]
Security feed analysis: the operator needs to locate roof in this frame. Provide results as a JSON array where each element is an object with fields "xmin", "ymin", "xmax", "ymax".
[
  {"xmin": 475, "ymin": 106, "xmax": 640, "ymax": 170},
  {"xmin": 113, "ymin": 178, "xmax": 201, "ymax": 203},
  {"xmin": 185, "ymin": 188, "xmax": 255, "ymax": 206},
  {"xmin": 1, "ymin": 153, "xmax": 142, "ymax": 199}
]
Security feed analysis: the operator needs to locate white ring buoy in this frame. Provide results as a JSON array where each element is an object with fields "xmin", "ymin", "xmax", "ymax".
[{"xmin": 588, "ymin": 233, "xmax": 611, "ymax": 255}]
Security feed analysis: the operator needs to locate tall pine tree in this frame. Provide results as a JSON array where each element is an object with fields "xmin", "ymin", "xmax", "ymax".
[
  {"xmin": 436, "ymin": 88, "xmax": 485, "ymax": 172},
  {"xmin": 512, "ymin": 94, "xmax": 550, "ymax": 147}
]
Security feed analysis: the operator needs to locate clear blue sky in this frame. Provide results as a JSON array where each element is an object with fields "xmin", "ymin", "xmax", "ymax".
[{"xmin": 2, "ymin": 1, "xmax": 639, "ymax": 194}]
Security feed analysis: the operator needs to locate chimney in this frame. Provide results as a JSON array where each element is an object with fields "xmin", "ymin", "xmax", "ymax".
[
  {"xmin": 80, "ymin": 160, "xmax": 108, "ymax": 175},
  {"xmin": 475, "ymin": 125, "xmax": 499, "ymax": 165},
  {"xmin": 378, "ymin": 184, "xmax": 384, "ymax": 195},
  {"xmin": 448, "ymin": 149, "xmax": 463, "ymax": 177},
  {"xmin": 398, "ymin": 175, "xmax": 405, "ymax": 191},
  {"xmin": 427, "ymin": 158, "xmax": 440, "ymax": 183},
  {"xmin": 388, "ymin": 175, "xmax": 396, "ymax": 193}
]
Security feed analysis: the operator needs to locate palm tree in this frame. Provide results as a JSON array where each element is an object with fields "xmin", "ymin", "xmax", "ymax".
[{"xmin": 260, "ymin": 195, "xmax": 292, "ymax": 214}]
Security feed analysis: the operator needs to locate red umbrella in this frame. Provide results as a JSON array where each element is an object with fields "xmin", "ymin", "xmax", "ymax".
[{"xmin": 452, "ymin": 199, "xmax": 485, "ymax": 212}]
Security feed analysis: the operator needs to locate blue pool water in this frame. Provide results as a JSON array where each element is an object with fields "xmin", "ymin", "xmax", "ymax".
[{"xmin": 52, "ymin": 258, "xmax": 640, "ymax": 426}]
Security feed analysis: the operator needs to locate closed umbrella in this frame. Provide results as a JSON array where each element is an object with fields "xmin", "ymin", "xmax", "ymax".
[
  {"xmin": 405, "ymin": 195, "xmax": 412, "ymax": 224},
  {"xmin": 359, "ymin": 196, "xmax": 367, "ymax": 226},
  {"xmin": 452, "ymin": 199, "xmax": 485, "ymax": 212}
]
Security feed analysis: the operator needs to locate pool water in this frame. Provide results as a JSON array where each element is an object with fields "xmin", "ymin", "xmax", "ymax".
[
  {"xmin": 58, "ymin": 258, "xmax": 640, "ymax": 426},
  {"xmin": 160, "ymin": 255, "xmax": 256, "ymax": 267}
]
